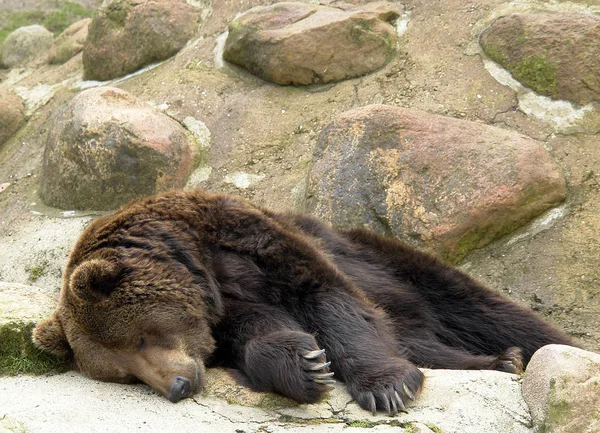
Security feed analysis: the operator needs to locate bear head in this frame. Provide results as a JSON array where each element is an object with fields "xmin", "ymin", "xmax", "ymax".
[{"xmin": 33, "ymin": 245, "xmax": 220, "ymax": 403}]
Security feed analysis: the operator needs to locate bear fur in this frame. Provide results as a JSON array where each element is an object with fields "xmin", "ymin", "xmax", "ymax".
[{"xmin": 33, "ymin": 190, "xmax": 574, "ymax": 414}]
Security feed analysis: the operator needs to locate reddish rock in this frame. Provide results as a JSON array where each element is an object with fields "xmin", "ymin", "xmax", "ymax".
[
  {"xmin": 223, "ymin": 1, "xmax": 402, "ymax": 85},
  {"xmin": 0, "ymin": 90, "xmax": 26, "ymax": 146},
  {"xmin": 308, "ymin": 105, "xmax": 566, "ymax": 262},
  {"xmin": 480, "ymin": 13, "xmax": 600, "ymax": 105},
  {"xmin": 40, "ymin": 87, "xmax": 197, "ymax": 210},
  {"xmin": 48, "ymin": 18, "xmax": 91, "ymax": 65},
  {"xmin": 83, "ymin": 0, "xmax": 199, "ymax": 81}
]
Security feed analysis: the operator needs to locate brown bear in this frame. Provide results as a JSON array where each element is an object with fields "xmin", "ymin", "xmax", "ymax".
[{"xmin": 33, "ymin": 190, "xmax": 573, "ymax": 415}]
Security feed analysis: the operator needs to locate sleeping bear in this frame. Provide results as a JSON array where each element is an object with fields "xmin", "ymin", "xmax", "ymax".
[{"xmin": 33, "ymin": 190, "xmax": 573, "ymax": 415}]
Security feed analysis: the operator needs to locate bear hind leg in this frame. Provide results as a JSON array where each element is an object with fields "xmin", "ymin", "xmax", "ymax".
[{"xmin": 402, "ymin": 336, "xmax": 524, "ymax": 374}]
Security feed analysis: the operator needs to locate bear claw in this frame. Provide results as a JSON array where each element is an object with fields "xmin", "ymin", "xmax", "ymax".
[
  {"xmin": 313, "ymin": 371, "xmax": 336, "ymax": 385},
  {"xmin": 310, "ymin": 361, "xmax": 331, "ymax": 371},
  {"xmin": 303, "ymin": 349, "xmax": 326, "ymax": 359}
]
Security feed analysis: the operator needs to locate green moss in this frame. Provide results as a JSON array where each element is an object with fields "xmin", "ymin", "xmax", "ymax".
[
  {"xmin": 425, "ymin": 424, "xmax": 444, "ymax": 433},
  {"xmin": 0, "ymin": 322, "xmax": 67, "ymax": 376},
  {"xmin": 345, "ymin": 420, "xmax": 412, "ymax": 429},
  {"xmin": 105, "ymin": 0, "xmax": 131, "ymax": 27},
  {"xmin": 43, "ymin": 2, "xmax": 94, "ymax": 34},
  {"xmin": 255, "ymin": 393, "xmax": 298, "ymax": 410},
  {"xmin": 349, "ymin": 19, "xmax": 381, "ymax": 47},
  {"xmin": 481, "ymin": 43, "xmax": 508, "ymax": 66},
  {"xmin": 346, "ymin": 420, "xmax": 376, "ymax": 428},
  {"xmin": 0, "ymin": 2, "xmax": 95, "ymax": 44},
  {"xmin": 0, "ymin": 10, "xmax": 45, "ymax": 44},
  {"xmin": 448, "ymin": 229, "xmax": 485, "ymax": 264},
  {"xmin": 0, "ymin": 416, "xmax": 26, "ymax": 433},
  {"xmin": 50, "ymin": 42, "xmax": 78, "ymax": 64},
  {"xmin": 277, "ymin": 415, "xmax": 341, "ymax": 425},
  {"xmin": 27, "ymin": 264, "xmax": 46, "ymax": 282},
  {"xmin": 511, "ymin": 55, "xmax": 557, "ymax": 97},
  {"xmin": 547, "ymin": 400, "xmax": 571, "ymax": 426}
]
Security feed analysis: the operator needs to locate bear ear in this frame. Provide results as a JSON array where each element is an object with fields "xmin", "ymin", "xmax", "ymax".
[
  {"xmin": 33, "ymin": 315, "xmax": 71, "ymax": 357},
  {"xmin": 69, "ymin": 258, "xmax": 123, "ymax": 303}
]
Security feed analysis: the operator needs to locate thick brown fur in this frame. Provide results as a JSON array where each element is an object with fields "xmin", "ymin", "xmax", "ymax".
[{"xmin": 33, "ymin": 190, "xmax": 574, "ymax": 414}]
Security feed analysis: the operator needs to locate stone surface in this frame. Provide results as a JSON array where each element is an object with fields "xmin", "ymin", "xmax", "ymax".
[
  {"xmin": 0, "ymin": 90, "xmax": 25, "ymax": 146},
  {"xmin": 48, "ymin": 18, "xmax": 91, "ymax": 65},
  {"xmin": 522, "ymin": 344, "xmax": 600, "ymax": 433},
  {"xmin": 40, "ymin": 86, "xmax": 198, "ymax": 210},
  {"xmin": 83, "ymin": 0, "xmax": 200, "ymax": 81},
  {"xmin": 308, "ymin": 104, "xmax": 566, "ymax": 262},
  {"xmin": 0, "ymin": 368, "xmax": 532, "ymax": 433},
  {"xmin": 1, "ymin": 24, "xmax": 54, "ymax": 68},
  {"xmin": 480, "ymin": 13, "xmax": 600, "ymax": 105},
  {"xmin": 0, "ymin": 282, "xmax": 65, "ymax": 375},
  {"xmin": 223, "ymin": 1, "xmax": 402, "ymax": 85}
]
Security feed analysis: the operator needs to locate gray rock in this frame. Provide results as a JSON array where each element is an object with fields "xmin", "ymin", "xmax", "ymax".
[
  {"xmin": 522, "ymin": 344, "xmax": 600, "ymax": 433},
  {"xmin": 223, "ymin": 1, "xmax": 402, "ymax": 85},
  {"xmin": 0, "ymin": 367, "xmax": 533, "ymax": 433},
  {"xmin": 307, "ymin": 104, "xmax": 566, "ymax": 262},
  {"xmin": 83, "ymin": 0, "xmax": 200, "ymax": 81},
  {"xmin": 40, "ymin": 87, "xmax": 199, "ymax": 210},
  {"xmin": 0, "ymin": 90, "xmax": 25, "ymax": 146},
  {"xmin": 1, "ymin": 24, "xmax": 54, "ymax": 68},
  {"xmin": 48, "ymin": 18, "xmax": 91, "ymax": 65},
  {"xmin": 480, "ymin": 13, "xmax": 600, "ymax": 105}
]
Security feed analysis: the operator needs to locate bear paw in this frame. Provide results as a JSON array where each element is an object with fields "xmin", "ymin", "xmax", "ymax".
[
  {"xmin": 345, "ymin": 357, "xmax": 424, "ymax": 416},
  {"xmin": 493, "ymin": 346, "xmax": 524, "ymax": 374},
  {"xmin": 243, "ymin": 330, "xmax": 334, "ymax": 404}
]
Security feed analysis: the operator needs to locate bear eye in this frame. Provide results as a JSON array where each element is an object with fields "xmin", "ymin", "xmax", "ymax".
[{"xmin": 138, "ymin": 336, "xmax": 145, "ymax": 351}]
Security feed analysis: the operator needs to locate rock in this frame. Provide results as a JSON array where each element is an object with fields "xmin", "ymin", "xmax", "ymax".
[
  {"xmin": 48, "ymin": 18, "xmax": 91, "ymax": 65},
  {"xmin": 0, "ymin": 90, "xmax": 25, "ymax": 146},
  {"xmin": 223, "ymin": 1, "xmax": 402, "ymax": 85},
  {"xmin": 522, "ymin": 344, "xmax": 600, "ymax": 433},
  {"xmin": 307, "ymin": 105, "xmax": 566, "ymax": 262},
  {"xmin": 0, "ymin": 282, "xmax": 66, "ymax": 376},
  {"xmin": 1, "ymin": 24, "xmax": 54, "ymax": 68},
  {"xmin": 342, "ymin": 369, "xmax": 533, "ymax": 433},
  {"xmin": 83, "ymin": 0, "xmax": 200, "ymax": 81},
  {"xmin": 480, "ymin": 13, "xmax": 600, "ymax": 105},
  {"xmin": 40, "ymin": 87, "xmax": 198, "ymax": 210}
]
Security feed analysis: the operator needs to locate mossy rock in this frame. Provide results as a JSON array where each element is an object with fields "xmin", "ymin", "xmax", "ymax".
[
  {"xmin": 0, "ymin": 282, "xmax": 67, "ymax": 376},
  {"xmin": 480, "ymin": 13, "xmax": 600, "ymax": 104}
]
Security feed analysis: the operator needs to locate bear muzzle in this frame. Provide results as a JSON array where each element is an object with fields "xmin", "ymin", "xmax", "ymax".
[{"xmin": 168, "ymin": 376, "xmax": 193, "ymax": 403}]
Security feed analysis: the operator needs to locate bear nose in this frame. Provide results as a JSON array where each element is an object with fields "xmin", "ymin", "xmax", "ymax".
[{"xmin": 168, "ymin": 376, "xmax": 192, "ymax": 403}]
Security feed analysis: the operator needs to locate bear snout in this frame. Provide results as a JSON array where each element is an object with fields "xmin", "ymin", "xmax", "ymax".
[{"xmin": 168, "ymin": 376, "xmax": 193, "ymax": 403}]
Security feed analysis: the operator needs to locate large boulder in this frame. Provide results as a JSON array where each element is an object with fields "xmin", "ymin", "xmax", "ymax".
[
  {"xmin": 40, "ymin": 87, "xmax": 198, "ymax": 210},
  {"xmin": 0, "ymin": 90, "xmax": 26, "ymax": 146},
  {"xmin": 223, "ymin": 2, "xmax": 402, "ymax": 85},
  {"xmin": 48, "ymin": 18, "xmax": 91, "ymax": 65},
  {"xmin": 1, "ymin": 25, "xmax": 54, "ymax": 68},
  {"xmin": 480, "ymin": 13, "xmax": 600, "ymax": 105},
  {"xmin": 522, "ymin": 345, "xmax": 600, "ymax": 433},
  {"xmin": 83, "ymin": 0, "xmax": 199, "ymax": 81},
  {"xmin": 307, "ymin": 105, "xmax": 566, "ymax": 262}
]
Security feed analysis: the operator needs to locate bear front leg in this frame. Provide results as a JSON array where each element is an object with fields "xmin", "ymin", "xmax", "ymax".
[
  {"xmin": 210, "ymin": 302, "xmax": 334, "ymax": 404},
  {"xmin": 244, "ymin": 329, "xmax": 335, "ymax": 403}
]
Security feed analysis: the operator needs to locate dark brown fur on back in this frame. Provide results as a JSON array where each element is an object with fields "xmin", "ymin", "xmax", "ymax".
[{"xmin": 33, "ymin": 190, "xmax": 574, "ymax": 414}]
